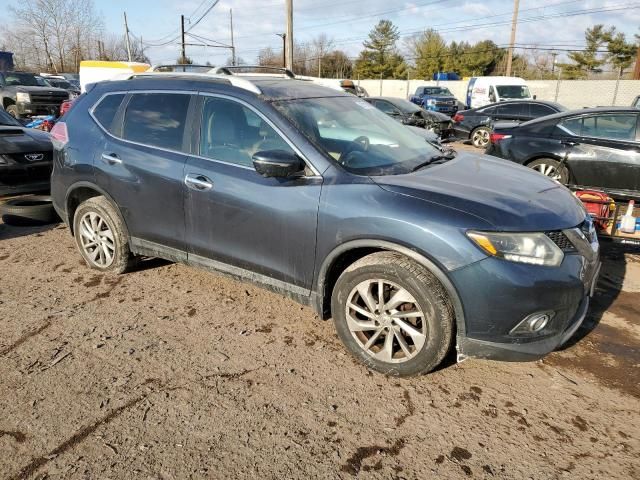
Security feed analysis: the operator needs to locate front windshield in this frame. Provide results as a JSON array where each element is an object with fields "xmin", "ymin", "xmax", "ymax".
[
  {"xmin": 274, "ymin": 96, "xmax": 442, "ymax": 176},
  {"xmin": 48, "ymin": 79, "xmax": 72, "ymax": 89},
  {"xmin": 424, "ymin": 87, "xmax": 452, "ymax": 96},
  {"xmin": 496, "ymin": 85, "xmax": 531, "ymax": 99},
  {"xmin": 4, "ymin": 72, "xmax": 40, "ymax": 86}
]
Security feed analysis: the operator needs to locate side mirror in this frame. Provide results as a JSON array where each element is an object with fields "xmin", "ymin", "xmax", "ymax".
[{"xmin": 252, "ymin": 149, "xmax": 305, "ymax": 178}]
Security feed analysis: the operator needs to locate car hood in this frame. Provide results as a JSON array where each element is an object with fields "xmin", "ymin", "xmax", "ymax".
[
  {"xmin": 419, "ymin": 110, "xmax": 451, "ymax": 122},
  {"xmin": 0, "ymin": 126, "xmax": 52, "ymax": 154},
  {"xmin": 371, "ymin": 152, "xmax": 585, "ymax": 231},
  {"xmin": 13, "ymin": 85, "xmax": 69, "ymax": 95}
]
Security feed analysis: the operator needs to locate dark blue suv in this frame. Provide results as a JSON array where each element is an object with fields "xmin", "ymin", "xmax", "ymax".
[{"xmin": 50, "ymin": 70, "xmax": 600, "ymax": 376}]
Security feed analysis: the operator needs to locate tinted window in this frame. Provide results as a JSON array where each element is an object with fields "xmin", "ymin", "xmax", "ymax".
[
  {"xmin": 529, "ymin": 104, "xmax": 555, "ymax": 117},
  {"xmin": 560, "ymin": 114, "xmax": 638, "ymax": 140},
  {"xmin": 200, "ymin": 97, "xmax": 294, "ymax": 167},
  {"xmin": 123, "ymin": 93, "xmax": 190, "ymax": 150},
  {"xmin": 478, "ymin": 106, "xmax": 497, "ymax": 115},
  {"xmin": 93, "ymin": 94, "xmax": 125, "ymax": 133},
  {"xmin": 497, "ymin": 103, "xmax": 526, "ymax": 116},
  {"xmin": 374, "ymin": 101, "xmax": 399, "ymax": 115}
]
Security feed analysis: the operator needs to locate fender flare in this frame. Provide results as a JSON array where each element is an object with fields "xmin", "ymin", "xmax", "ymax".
[{"xmin": 314, "ymin": 239, "xmax": 467, "ymax": 337}]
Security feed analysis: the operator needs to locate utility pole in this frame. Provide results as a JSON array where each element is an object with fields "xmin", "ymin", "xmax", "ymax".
[
  {"xmin": 633, "ymin": 47, "xmax": 640, "ymax": 80},
  {"xmin": 180, "ymin": 14, "xmax": 186, "ymax": 65},
  {"xmin": 505, "ymin": 0, "xmax": 520, "ymax": 76},
  {"xmin": 550, "ymin": 51, "xmax": 558, "ymax": 74},
  {"xmin": 276, "ymin": 33, "xmax": 286, "ymax": 68},
  {"xmin": 318, "ymin": 56, "xmax": 321, "ymax": 77},
  {"xmin": 285, "ymin": 0, "xmax": 293, "ymax": 71},
  {"xmin": 123, "ymin": 12, "xmax": 133, "ymax": 62},
  {"xmin": 230, "ymin": 9, "xmax": 236, "ymax": 66}
]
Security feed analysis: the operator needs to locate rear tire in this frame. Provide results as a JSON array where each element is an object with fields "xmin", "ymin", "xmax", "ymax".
[
  {"xmin": 527, "ymin": 158, "xmax": 570, "ymax": 184},
  {"xmin": 72, "ymin": 196, "xmax": 136, "ymax": 274},
  {"xmin": 471, "ymin": 126, "xmax": 490, "ymax": 148},
  {"xmin": 331, "ymin": 252, "xmax": 454, "ymax": 377}
]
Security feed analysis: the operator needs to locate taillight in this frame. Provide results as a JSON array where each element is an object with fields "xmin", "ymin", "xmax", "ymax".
[
  {"xmin": 50, "ymin": 121, "xmax": 69, "ymax": 147},
  {"xmin": 489, "ymin": 132, "xmax": 511, "ymax": 144},
  {"xmin": 453, "ymin": 113, "xmax": 464, "ymax": 123}
]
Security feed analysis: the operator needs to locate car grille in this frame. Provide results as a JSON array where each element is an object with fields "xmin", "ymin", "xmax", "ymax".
[
  {"xmin": 546, "ymin": 231, "xmax": 576, "ymax": 251},
  {"xmin": 435, "ymin": 100, "xmax": 455, "ymax": 106},
  {"xmin": 29, "ymin": 92, "xmax": 68, "ymax": 104}
]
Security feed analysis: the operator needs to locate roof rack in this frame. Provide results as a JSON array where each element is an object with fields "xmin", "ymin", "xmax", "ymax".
[
  {"xmin": 149, "ymin": 64, "xmax": 214, "ymax": 73},
  {"xmin": 121, "ymin": 71, "xmax": 262, "ymax": 95},
  {"xmin": 212, "ymin": 65, "xmax": 296, "ymax": 79}
]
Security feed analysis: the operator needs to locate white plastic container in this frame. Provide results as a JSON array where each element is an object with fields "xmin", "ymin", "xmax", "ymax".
[
  {"xmin": 79, "ymin": 60, "xmax": 150, "ymax": 93},
  {"xmin": 619, "ymin": 200, "xmax": 636, "ymax": 234}
]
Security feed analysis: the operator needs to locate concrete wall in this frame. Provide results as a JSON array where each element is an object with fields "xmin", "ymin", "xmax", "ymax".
[{"xmin": 356, "ymin": 79, "xmax": 640, "ymax": 110}]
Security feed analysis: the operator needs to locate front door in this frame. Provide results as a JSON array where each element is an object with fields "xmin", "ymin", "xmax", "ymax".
[
  {"xmin": 184, "ymin": 94, "xmax": 322, "ymax": 292},
  {"xmin": 556, "ymin": 112, "xmax": 640, "ymax": 192}
]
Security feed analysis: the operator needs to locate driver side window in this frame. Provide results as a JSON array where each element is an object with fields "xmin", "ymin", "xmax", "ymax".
[
  {"xmin": 374, "ymin": 101, "xmax": 400, "ymax": 115},
  {"xmin": 199, "ymin": 97, "xmax": 294, "ymax": 167}
]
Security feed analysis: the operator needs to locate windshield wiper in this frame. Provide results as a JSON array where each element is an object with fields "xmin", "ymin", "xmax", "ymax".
[{"xmin": 411, "ymin": 151, "xmax": 456, "ymax": 172}]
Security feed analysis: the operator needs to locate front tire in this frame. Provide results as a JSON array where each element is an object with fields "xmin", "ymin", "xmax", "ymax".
[
  {"xmin": 72, "ymin": 196, "xmax": 136, "ymax": 274},
  {"xmin": 471, "ymin": 126, "xmax": 490, "ymax": 148},
  {"xmin": 331, "ymin": 252, "xmax": 454, "ymax": 376},
  {"xmin": 527, "ymin": 158, "xmax": 570, "ymax": 184}
]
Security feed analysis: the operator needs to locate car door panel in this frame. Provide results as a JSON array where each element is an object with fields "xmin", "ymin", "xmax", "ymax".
[
  {"xmin": 184, "ymin": 95, "xmax": 322, "ymax": 290},
  {"xmin": 94, "ymin": 92, "xmax": 194, "ymax": 251}
]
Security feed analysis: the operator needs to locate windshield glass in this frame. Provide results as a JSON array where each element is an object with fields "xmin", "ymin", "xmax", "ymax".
[
  {"xmin": 47, "ymin": 79, "xmax": 72, "ymax": 89},
  {"xmin": 496, "ymin": 85, "xmax": 531, "ymax": 99},
  {"xmin": 4, "ymin": 72, "xmax": 40, "ymax": 86},
  {"xmin": 274, "ymin": 96, "xmax": 442, "ymax": 176},
  {"xmin": 424, "ymin": 87, "xmax": 452, "ymax": 96}
]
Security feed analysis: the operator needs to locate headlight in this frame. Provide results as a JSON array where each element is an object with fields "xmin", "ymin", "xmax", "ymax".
[
  {"xmin": 467, "ymin": 231, "xmax": 564, "ymax": 267},
  {"xmin": 426, "ymin": 99, "xmax": 436, "ymax": 105},
  {"xmin": 16, "ymin": 92, "xmax": 30, "ymax": 103}
]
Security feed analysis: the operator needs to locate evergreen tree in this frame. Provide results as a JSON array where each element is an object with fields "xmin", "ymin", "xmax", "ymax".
[{"xmin": 354, "ymin": 20, "xmax": 407, "ymax": 79}]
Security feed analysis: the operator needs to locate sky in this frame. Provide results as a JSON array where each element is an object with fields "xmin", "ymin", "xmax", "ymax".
[{"xmin": 92, "ymin": 0, "xmax": 640, "ymax": 66}]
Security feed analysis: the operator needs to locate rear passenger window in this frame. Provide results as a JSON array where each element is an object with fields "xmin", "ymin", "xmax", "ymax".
[
  {"xmin": 497, "ymin": 103, "xmax": 525, "ymax": 116},
  {"xmin": 92, "ymin": 93, "xmax": 125, "ymax": 133},
  {"xmin": 200, "ymin": 97, "xmax": 294, "ymax": 167},
  {"xmin": 123, "ymin": 93, "xmax": 190, "ymax": 151},
  {"xmin": 560, "ymin": 114, "xmax": 638, "ymax": 140},
  {"xmin": 529, "ymin": 104, "xmax": 554, "ymax": 117}
]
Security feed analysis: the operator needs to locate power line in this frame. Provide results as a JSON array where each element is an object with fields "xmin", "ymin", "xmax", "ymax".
[{"xmin": 143, "ymin": 0, "xmax": 221, "ymax": 47}]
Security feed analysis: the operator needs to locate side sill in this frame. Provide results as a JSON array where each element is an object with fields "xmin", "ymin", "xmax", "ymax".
[{"xmin": 130, "ymin": 237, "xmax": 313, "ymax": 307}]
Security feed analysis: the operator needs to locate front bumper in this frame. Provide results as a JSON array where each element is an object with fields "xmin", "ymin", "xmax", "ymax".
[
  {"xmin": 452, "ymin": 245, "xmax": 600, "ymax": 362},
  {"xmin": 17, "ymin": 102, "xmax": 63, "ymax": 117}
]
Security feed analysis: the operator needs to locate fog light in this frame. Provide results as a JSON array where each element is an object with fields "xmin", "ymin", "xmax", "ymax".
[{"xmin": 510, "ymin": 311, "xmax": 555, "ymax": 336}]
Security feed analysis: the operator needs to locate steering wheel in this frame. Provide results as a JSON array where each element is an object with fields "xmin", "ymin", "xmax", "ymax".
[{"xmin": 339, "ymin": 135, "xmax": 370, "ymax": 164}]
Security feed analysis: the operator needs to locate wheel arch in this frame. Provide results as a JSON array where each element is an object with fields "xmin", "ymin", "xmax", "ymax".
[
  {"xmin": 314, "ymin": 239, "xmax": 467, "ymax": 338},
  {"xmin": 64, "ymin": 182, "xmax": 130, "ymax": 239}
]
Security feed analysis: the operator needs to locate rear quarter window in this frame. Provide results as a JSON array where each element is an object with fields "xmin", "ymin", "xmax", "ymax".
[{"xmin": 92, "ymin": 93, "xmax": 125, "ymax": 133}]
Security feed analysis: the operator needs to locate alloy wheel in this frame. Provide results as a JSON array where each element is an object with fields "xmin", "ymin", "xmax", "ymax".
[
  {"xmin": 531, "ymin": 162, "xmax": 562, "ymax": 180},
  {"xmin": 79, "ymin": 211, "xmax": 116, "ymax": 267},
  {"xmin": 345, "ymin": 279, "xmax": 427, "ymax": 363},
  {"xmin": 472, "ymin": 128, "xmax": 490, "ymax": 148}
]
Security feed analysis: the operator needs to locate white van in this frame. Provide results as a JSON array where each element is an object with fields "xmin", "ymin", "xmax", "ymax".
[{"xmin": 466, "ymin": 76, "xmax": 532, "ymax": 109}]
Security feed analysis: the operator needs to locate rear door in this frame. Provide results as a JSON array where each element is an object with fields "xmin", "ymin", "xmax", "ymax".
[
  {"xmin": 93, "ymin": 91, "xmax": 194, "ymax": 254},
  {"xmin": 494, "ymin": 103, "xmax": 527, "ymax": 122},
  {"xmin": 184, "ymin": 94, "xmax": 322, "ymax": 291},
  {"xmin": 555, "ymin": 112, "xmax": 640, "ymax": 191}
]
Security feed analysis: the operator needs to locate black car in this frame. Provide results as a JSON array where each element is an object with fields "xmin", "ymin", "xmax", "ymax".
[
  {"xmin": 0, "ymin": 108, "xmax": 53, "ymax": 196},
  {"xmin": 453, "ymin": 100, "xmax": 566, "ymax": 148},
  {"xmin": 43, "ymin": 77, "xmax": 81, "ymax": 99},
  {"xmin": 50, "ymin": 71, "xmax": 598, "ymax": 376},
  {"xmin": 364, "ymin": 96, "xmax": 454, "ymax": 140},
  {"xmin": 487, "ymin": 107, "xmax": 640, "ymax": 197}
]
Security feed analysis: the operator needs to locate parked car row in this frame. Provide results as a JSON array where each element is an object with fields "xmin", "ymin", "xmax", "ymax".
[{"xmin": 0, "ymin": 71, "xmax": 71, "ymax": 120}]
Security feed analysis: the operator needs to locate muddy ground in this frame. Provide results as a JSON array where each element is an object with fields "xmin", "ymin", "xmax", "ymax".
[{"xmin": 1, "ymin": 204, "xmax": 639, "ymax": 479}]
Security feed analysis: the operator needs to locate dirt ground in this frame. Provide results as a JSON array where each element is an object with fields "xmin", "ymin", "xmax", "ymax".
[{"xmin": 1, "ymin": 185, "xmax": 639, "ymax": 479}]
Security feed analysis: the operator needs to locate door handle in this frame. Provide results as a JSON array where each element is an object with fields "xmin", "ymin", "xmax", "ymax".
[
  {"xmin": 101, "ymin": 153, "xmax": 122, "ymax": 165},
  {"xmin": 185, "ymin": 173, "xmax": 213, "ymax": 191},
  {"xmin": 561, "ymin": 141, "xmax": 578, "ymax": 147}
]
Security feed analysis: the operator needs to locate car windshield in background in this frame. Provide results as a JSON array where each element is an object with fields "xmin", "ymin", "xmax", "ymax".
[
  {"xmin": 0, "ymin": 108, "xmax": 21, "ymax": 126},
  {"xmin": 496, "ymin": 85, "xmax": 531, "ymax": 99},
  {"xmin": 4, "ymin": 73, "xmax": 40, "ymax": 86},
  {"xmin": 47, "ymin": 79, "xmax": 73, "ymax": 89},
  {"xmin": 425, "ymin": 87, "xmax": 452, "ymax": 96},
  {"xmin": 274, "ymin": 96, "xmax": 442, "ymax": 176}
]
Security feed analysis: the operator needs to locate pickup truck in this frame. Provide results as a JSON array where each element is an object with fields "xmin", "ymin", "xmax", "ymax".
[
  {"xmin": 409, "ymin": 86, "xmax": 458, "ymax": 116},
  {"xmin": 0, "ymin": 71, "xmax": 70, "ymax": 120}
]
